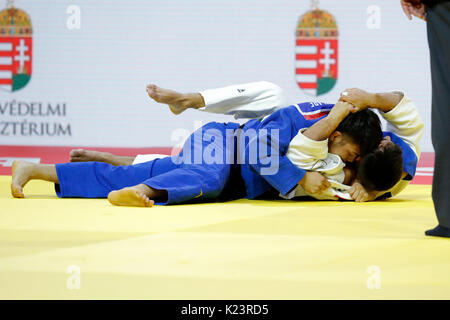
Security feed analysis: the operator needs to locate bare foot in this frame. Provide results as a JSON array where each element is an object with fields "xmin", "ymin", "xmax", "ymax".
[
  {"xmin": 11, "ymin": 160, "xmax": 36, "ymax": 198},
  {"xmin": 146, "ymin": 84, "xmax": 204, "ymax": 115},
  {"xmin": 108, "ymin": 184, "xmax": 155, "ymax": 207}
]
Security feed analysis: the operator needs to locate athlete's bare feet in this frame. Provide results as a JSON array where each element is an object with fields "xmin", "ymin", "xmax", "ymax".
[
  {"xmin": 11, "ymin": 160, "xmax": 36, "ymax": 198},
  {"xmin": 70, "ymin": 149, "xmax": 135, "ymax": 166},
  {"xmin": 146, "ymin": 84, "xmax": 205, "ymax": 115},
  {"xmin": 108, "ymin": 184, "xmax": 155, "ymax": 207}
]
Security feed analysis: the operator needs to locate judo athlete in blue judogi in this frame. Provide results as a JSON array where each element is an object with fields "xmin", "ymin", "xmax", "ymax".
[
  {"xmin": 11, "ymin": 82, "xmax": 422, "ymax": 207},
  {"xmin": 11, "ymin": 99, "xmax": 384, "ymax": 207}
]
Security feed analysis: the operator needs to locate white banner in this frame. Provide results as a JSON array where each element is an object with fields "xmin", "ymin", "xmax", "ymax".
[{"xmin": 0, "ymin": 0, "xmax": 433, "ymax": 151}]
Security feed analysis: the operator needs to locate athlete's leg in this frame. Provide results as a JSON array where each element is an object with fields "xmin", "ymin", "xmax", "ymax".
[
  {"xmin": 69, "ymin": 149, "xmax": 169, "ymax": 166},
  {"xmin": 146, "ymin": 84, "xmax": 205, "ymax": 115},
  {"xmin": 108, "ymin": 183, "xmax": 164, "ymax": 207},
  {"xmin": 70, "ymin": 149, "xmax": 135, "ymax": 166},
  {"xmin": 53, "ymin": 157, "xmax": 178, "ymax": 199},
  {"xmin": 108, "ymin": 162, "xmax": 231, "ymax": 207},
  {"xmin": 425, "ymin": 2, "xmax": 450, "ymax": 238},
  {"xmin": 11, "ymin": 155, "xmax": 179, "ymax": 200},
  {"xmin": 14, "ymin": 122, "xmax": 240, "ymax": 207},
  {"xmin": 147, "ymin": 81, "xmax": 291, "ymax": 119},
  {"xmin": 10, "ymin": 158, "xmax": 162, "ymax": 206},
  {"xmin": 107, "ymin": 122, "xmax": 241, "ymax": 207},
  {"xmin": 11, "ymin": 160, "xmax": 59, "ymax": 198}
]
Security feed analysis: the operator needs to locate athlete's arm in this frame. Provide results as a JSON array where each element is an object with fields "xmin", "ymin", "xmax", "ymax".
[
  {"xmin": 245, "ymin": 106, "xmax": 330, "ymax": 196},
  {"xmin": 302, "ymin": 101, "xmax": 356, "ymax": 141},
  {"xmin": 338, "ymin": 88, "xmax": 403, "ymax": 112},
  {"xmin": 298, "ymin": 171, "xmax": 330, "ymax": 195},
  {"xmin": 349, "ymin": 180, "xmax": 379, "ymax": 202},
  {"xmin": 299, "ymin": 101, "xmax": 357, "ymax": 194}
]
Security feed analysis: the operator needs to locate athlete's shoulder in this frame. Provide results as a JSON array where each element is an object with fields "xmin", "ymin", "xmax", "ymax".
[{"xmin": 294, "ymin": 102, "xmax": 334, "ymax": 120}]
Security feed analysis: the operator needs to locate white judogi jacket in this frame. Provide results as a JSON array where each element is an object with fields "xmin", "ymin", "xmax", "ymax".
[
  {"xmin": 282, "ymin": 128, "xmax": 350, "ymax": 200},
  {"xmin": 282, "ymin": 93, "xmax": 424, "ymax": 200},
  {"xmin": 375, "ymin": 93, "xmax": 424, "ymax": 199}
]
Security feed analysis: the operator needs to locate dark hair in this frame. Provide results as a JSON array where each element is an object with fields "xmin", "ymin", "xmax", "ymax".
[
  {"xmin": 358, "ymin": 144, "xmax": 403, "ymax": 192},
  {"xmin": 336, "ymin": 109, "xmax": 382, "ymax": 156}
]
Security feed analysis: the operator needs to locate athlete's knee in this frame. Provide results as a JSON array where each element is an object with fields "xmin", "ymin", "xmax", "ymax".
[
  {"xmin": 257, "ymin": 81, "xmax": 283, "ymax": 93},
  {"xmin": 259, "ymin": 81, "xmax": 286, "ymax": 103}
]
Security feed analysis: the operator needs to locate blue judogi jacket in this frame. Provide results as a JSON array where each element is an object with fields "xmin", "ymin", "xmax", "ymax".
[{"xmin": 240, "ymin": 105, "xmax": 317, "ymax": 198}]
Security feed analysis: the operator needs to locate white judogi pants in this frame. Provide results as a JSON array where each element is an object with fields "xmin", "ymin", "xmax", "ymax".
[
  {"xmin": 133, "ymin": 81, "xmax": 291, "ymax": 164},
  {"xmin": 198, "ymin": 81, "xmax": 292, "ymax": 119}
]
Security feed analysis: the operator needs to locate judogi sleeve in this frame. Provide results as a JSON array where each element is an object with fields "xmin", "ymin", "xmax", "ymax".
[
  {"xmin": 285, "ymin": 130, "xmax": 329, "ymax": 169},
  {"xmin": 377, "ymin": 93, "xmax": 425, "ymax": 198},
  {"xmin": 243, "ymin": 107, "xmax": 307, "ymax": 196}
]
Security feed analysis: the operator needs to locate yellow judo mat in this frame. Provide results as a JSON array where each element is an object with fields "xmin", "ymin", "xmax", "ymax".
[{"xmin": 0, "ymin": 175, "xmax": 449, "ymax": 299}]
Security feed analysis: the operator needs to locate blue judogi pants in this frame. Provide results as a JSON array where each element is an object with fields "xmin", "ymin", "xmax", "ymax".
[{"xmin": 54, "ymin": 122, "xmax": 244, "ymax": 205}]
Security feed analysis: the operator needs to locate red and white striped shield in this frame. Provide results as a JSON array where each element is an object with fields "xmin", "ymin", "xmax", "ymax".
[
  {"xmin": 0, "ymin": 6, "xmax": 33, "ymax": 92},
  {"xmin": 295, "ymin": 8, "xmax": 338, "ymax": 96}
]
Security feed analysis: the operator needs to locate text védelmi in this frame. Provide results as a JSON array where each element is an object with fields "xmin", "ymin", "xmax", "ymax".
[
  {"xmin": 181, "ymin": 304, "xmax": 215, "ymax": 317},
  {"xmin": 0, "ymin": 101, "xmax": 67, "ymax": 117}
]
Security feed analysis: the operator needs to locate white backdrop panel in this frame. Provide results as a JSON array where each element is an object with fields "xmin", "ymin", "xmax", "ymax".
[{"xmin": 0, "ymin": 0, "xmax": 433, "ymax": 151}]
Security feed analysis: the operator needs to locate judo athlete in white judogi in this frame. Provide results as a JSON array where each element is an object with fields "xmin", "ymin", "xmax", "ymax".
[
  {"xmin": 125, "ymin": 81, "xmax": 424, "ymax": 199},
  {"xmin": 184, "ymin": 81, "xmax": 424, "ymax": 201}
]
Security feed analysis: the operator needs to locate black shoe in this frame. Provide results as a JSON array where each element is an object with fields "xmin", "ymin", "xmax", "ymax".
[{"xmin": 425, "ymin": 225, "xmax": 450, "ymax": 238}]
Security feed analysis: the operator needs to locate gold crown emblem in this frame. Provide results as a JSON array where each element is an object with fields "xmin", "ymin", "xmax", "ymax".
[
  {"xmin": 0, "ymin": 6, "xmax": 32, "ymax": 36},
  {"xmin": 296, "ymin": 9, "xmax": 338, "ymax": 38}
]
